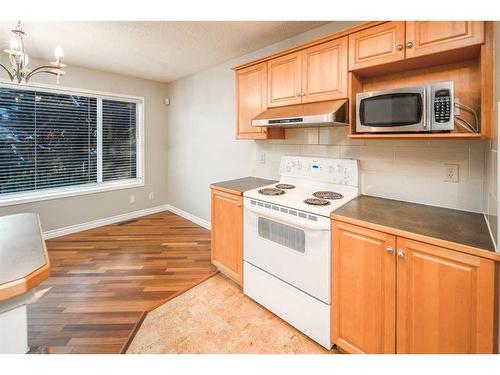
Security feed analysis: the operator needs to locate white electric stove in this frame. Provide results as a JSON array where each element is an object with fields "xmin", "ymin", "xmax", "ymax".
[{"xmin": 243, "ymin": 156, "xmax": 359, "ymax": 349}]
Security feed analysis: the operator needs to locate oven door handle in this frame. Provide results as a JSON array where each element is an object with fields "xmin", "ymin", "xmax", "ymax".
[{"xmin": 244, "ymin": 203, "xmax": 330, "ymax": 231}]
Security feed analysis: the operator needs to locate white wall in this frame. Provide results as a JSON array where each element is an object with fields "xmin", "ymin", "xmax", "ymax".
[
  {"xmin": 166, "ymin": 21, "xmax": 487, "ymax": 222},
  {"xmin": 0, "ymin": 57, "xmax": 169, "ymax": 231}
]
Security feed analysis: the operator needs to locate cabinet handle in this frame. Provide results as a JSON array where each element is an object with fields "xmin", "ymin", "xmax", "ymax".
[
  {"xmin": 406, "ymin": 41, "xmax": 413, "ymax": 49},
  {"xmin": 386, "ymin": 246, "xmax": 394, "ymax": 254},
  {"xmin": 295, "ymin": 92, "xmax": 301, "ymax": 97},
  {"xmin": 396, "ymin": 43, "xmax": 403, "ymax": 51},
  {"xmin": 236, "ymin": 203, "xmax": 242, "ymax": 207},
  {"xmin": 397, "ymin": 249, "xmax": 405, "ymax": 258},
  {"xmin": 301, "ymin": 92, "xmax": 305, "ymax": 96}
]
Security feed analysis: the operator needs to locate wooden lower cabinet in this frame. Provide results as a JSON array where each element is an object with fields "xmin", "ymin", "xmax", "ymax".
[
  {"xmin": 396, "ymin": 238, "xmax": 495, "ymax": 354},
  {"xmin": 331, "ymin": 220, "xmax": 497, "ymax": 354},
  {"xmin": 211, "ymin": 189, "xmax": 243, "ymax": 284},
  {"xmin": 331, "ymin": 221, "xmax": 396, "ymax": 354}
]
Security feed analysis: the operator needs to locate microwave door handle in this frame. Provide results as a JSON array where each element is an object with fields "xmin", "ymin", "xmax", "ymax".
[{"xmin": 244, "ymin": 202, "xmax": 330, "ymax": 231}]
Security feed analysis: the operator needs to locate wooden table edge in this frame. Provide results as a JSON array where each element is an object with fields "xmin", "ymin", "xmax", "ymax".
[{"xmin": 0, "ymin": 216, "xmax": 51, "ymax": 302}]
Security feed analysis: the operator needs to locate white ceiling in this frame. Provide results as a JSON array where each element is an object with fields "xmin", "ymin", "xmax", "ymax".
[{"xmin": 0, "ymin": 21, "xmax": 328, "ymax": 83}]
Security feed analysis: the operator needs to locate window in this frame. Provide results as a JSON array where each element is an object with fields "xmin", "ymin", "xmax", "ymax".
[{"xmin": 0, "ymin": 83, "xmax": 143, "ymax": 206}]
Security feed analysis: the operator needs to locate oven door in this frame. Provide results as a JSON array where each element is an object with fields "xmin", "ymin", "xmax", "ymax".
[
  {"xmin": 356, "ymin": 87, "xmax": 428, "ymax": 133},
  {"xmin": 243, "ymin": 199, "xmax": 331, "ymax": 303}
]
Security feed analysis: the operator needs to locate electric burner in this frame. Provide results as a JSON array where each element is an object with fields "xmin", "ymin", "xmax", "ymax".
[
  {"xmin": 275, "ymin": 184, "xmax": 295, "ymax": 189},
  {"xmin": 304, "ymin": 198, "xmax": 331, "ymax": 206},
  {"xmin": 258, "ymin": 188, "xmax": 285, "ymax": 196},
  {"xmin": 313, "ymin": 191, "xmax": 344, "ymax": 200}
]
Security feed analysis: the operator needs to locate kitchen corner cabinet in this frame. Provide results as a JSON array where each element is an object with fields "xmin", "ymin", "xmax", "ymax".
[
  {"xmin": 211, "ymin": 189, "xmax": 243, "ymax": 284},
  {"xmin": 267, "ymin": 37, "xmax": 348, "ymax": 108},
  {"xmin": 332, "ymin": 220, "xmax": 497, "ymax": 354},
  {"xmin": 236, "ymin": 62, "xmax": 284, "ymax": 140}
]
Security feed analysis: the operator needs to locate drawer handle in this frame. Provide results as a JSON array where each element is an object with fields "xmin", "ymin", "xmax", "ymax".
[{"xmin": 397, "ymin": 250, "xmax": 405, "ymax": 258}]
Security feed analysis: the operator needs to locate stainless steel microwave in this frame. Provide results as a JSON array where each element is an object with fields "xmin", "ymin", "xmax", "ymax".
[{"xmin": 356, "ymin": 81, "xmax": 454, "ymax": 133}]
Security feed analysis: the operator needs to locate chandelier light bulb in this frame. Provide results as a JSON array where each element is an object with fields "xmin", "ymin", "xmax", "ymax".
[
  {"xmin": 54, "ymin": 45, "xmax": 64, "ymax": 60},
  {"xmin": 9, "ymin": 36, "xmax": 19, "ymax": 51}
]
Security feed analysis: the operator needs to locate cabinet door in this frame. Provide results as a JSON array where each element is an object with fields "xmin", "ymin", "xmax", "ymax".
[
  {"xmin": 405, "ymin": 21, "xmax": 484, "ymax": 59},
  {"xmin": 235, "ymin": 63, "xmax": 284, "ymax": 140},
  {"xmin": 302, "ymin": 37, "xmax": 348, "ymax": 103},
  {"xmin": 396, "ymin": 238, "xmax": 495, "ymax": 354},
  {"xmin": 267, "ymin": 51, "xmax": 302, "ymax": 107},
  {"xmin": 236, "ymin": 63, "xmax": 267, "ymax": 139},
  {"xmin": 348, "ymin": 21, "xmax": 405, "ymax": 71},
  {"xmin": 331, "ymin": 221, "xmax": 396, "ymax": 354},
  {"xmin": 211, "ymin": 189, "xmax": 243, "ymax": 284}
]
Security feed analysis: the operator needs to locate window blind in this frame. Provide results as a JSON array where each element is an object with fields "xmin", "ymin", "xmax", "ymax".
[
  {"xmin": 0, "ymin": 87, "xmax": 97, "ymax": 195},
  {"xmin": 102, "ymin": 99, "xmax": 137, "ymax": 182},
  {"xmin": 0, "ymin": 85, "xmax": 140, "ymax": 201}
]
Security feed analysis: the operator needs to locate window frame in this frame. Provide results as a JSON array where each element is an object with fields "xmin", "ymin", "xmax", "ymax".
[{"xmin": 0, "ymin": 79, "xmax": 145, "ymax": 207}]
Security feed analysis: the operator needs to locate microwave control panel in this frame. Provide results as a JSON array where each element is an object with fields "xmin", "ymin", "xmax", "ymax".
[
  {"xmin": 433, "ymin": 89, "xmax": 451, "ymax": 123},
  {"xmin": 431, "ymin": 81, "xmax": 454, "ymax": 131}
]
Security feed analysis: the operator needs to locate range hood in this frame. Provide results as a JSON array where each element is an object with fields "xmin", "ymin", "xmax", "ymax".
[{"xmin": 251, "ymin": 99, "xmax": 348, "ymax": 128}]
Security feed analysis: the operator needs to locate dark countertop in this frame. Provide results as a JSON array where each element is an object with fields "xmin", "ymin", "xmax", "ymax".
[
  {"xmin": 0, "ymin": 213, "xmax": 48, "ymax": 285},
  {"xmin": 332, "ymin": 195, "xmax": 496, "ymax": 253},
  {"xmin": 211, "ymin": 177, "xmax": 277, "ymax": 195}
]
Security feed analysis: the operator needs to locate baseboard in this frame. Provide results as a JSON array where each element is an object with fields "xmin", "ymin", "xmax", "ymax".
[
  {"xmin": 43, "ymin": 204, "xmax": 170, "ymax": 239},
  {"xmin": 43, "ymin": 204, "xmax": 211, "ymax": 239},
  {"xmin": 165, "ymin": 204, "xmax": 211, "ymax": 230}
]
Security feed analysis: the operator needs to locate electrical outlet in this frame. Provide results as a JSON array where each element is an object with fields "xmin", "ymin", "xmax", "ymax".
[
  {"xmin": 444, "ymin": 164, "xmax": 459, "ymax": 183},
  {"xmin": 259, "ymin": 152, "xmax": 266, "ymax": 164},
  {"xmin": 129, "ymin": 195, "xmax": 135, "ymax": 203},
  {"xmin": 149, "ymin": 192, "xmax": 154, "ymax": 200}
]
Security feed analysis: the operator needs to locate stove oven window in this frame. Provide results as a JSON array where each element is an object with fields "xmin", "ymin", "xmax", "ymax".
[{"xmin": 258, "ymin": 217, "xmax": 305, "ymax": 253}]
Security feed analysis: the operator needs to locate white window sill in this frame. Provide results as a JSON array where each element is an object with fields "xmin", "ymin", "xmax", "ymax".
[{"xmin": 0, "ymin": 179, "xmax": 144, "ymax": 207}]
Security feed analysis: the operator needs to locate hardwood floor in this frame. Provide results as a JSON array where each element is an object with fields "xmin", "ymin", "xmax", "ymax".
[{"xmin": 27, "ymin": 211, "xmax": 217, "ymax": 354}]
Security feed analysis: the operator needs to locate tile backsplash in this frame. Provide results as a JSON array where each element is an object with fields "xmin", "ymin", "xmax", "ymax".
[{"xmin": 252, "ymin": 127, "xmax": 486, "ymax": 213}]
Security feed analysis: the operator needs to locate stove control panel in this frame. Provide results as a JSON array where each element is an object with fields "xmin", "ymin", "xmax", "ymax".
[{"xmin": 280, "ymin": 156, "xmax": 359, "ymax": 187}]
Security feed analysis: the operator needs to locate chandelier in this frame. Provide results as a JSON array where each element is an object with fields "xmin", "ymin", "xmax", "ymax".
[{"xmin": 1, "ymin": 21, "xmax": 66, "ymax": 84}]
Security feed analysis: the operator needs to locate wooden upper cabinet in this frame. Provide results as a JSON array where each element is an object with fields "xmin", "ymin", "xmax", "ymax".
[
  {"xmin": 236, "ymin": 63, "xmax": 267, "ymax": 138},
  {"xmin": 332, "ymin": 222, "xmax": 396, "ymax": 354},
  {"xmin": 211, "ymin": 189, "xmax": 243, "ymax": 284},
  {"xmin": 405, "ymin": 21, "xmax": 484, "ymax": 58},
  {"xmin": 267, "ymin": 51, "xmax": 302, "ymax": 107},
  {"xmin": 348, "ymin": 21, "xmax": 405, "ymax": 71},
  {"xmin": 302, "ymin": 37, "xmax": 348, "ymax": 103},
  {"xmin": 236, "ymin": 62, "xmax": 284, "ymax": 140},
  {"xmin": 396, "ymin": 238, "xmax": 495, "ymax": 354}
]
